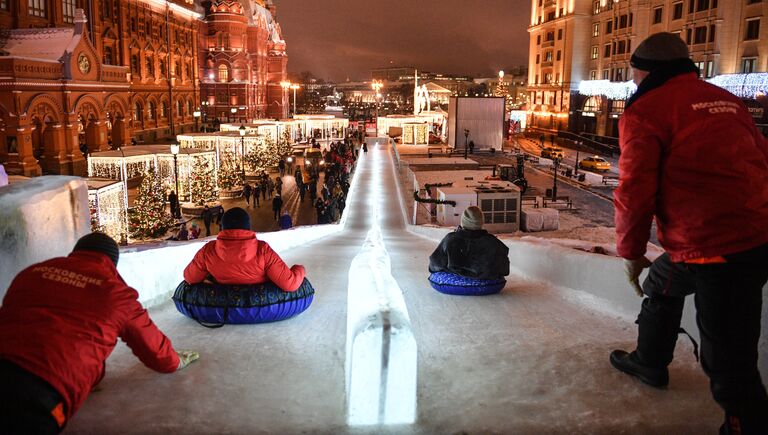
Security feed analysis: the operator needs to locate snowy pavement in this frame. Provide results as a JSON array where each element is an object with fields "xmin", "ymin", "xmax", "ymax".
[{"xmin": 65, "ymin": 142, "xmax": 722, "ymax": 434}]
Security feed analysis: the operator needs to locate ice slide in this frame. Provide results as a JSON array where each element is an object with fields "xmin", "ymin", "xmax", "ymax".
[{"xmin": 63, "ymin": 143, "xmax": 723, "ymax": 433}]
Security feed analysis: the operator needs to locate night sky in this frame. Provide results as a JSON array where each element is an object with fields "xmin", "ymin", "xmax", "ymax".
[{"xmin": 277, "ymin": 0, "xmax": 530, "ymax": 82}]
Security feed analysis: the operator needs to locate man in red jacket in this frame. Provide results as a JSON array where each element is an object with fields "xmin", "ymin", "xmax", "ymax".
[
  {"xmin": 610, "ymin": 32, "xmax": 768, "ymax": 434},
  {"xmin": 0, "ymin": 232, "xmax": 199, "ymax": 433},
  {"xmin": 184, "ymin": 207, "xmax": 306, "ymax": 290}
]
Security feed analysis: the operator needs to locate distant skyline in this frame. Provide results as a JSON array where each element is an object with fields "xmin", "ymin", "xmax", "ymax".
[{"xmin": 277, "ymin": 0, "xmax": 530, "ymax": 82}]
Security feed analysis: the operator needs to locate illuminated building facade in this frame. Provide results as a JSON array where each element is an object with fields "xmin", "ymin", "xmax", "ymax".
[
  {"xmin": 0, "ymin": 0, "xmax": 287, "ymax": 177},
  {"xmin": 198, "ymin": 0, "xmax": 288, "ymax": 125},
  {"xmin": 529, "ymin": 0, "xmax": 768, "ymax": 139}
]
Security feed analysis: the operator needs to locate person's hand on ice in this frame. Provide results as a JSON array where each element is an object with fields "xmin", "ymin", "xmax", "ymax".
[
  {"xmin": 624, "ymin": 257, "xmax": 652, "ymax": 297},
  {"xmin": 176, "ymin": 350, "xmax": 199, "ymax": 370}
]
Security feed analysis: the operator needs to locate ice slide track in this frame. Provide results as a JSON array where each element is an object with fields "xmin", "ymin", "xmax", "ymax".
[{"xmin": 66, "ymin": 143, "xmax": 721, "ymax": 434}]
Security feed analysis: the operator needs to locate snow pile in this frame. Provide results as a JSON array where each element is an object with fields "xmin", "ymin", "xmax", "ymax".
[
  {"xmin": 0, "ymin": 176, "xmax": 90, "ymax": 299},
  {"xmin": 117, "ymin": 224, "xmax": 343, "ymax": 307},
  {"xmin": 521, "ymin": 206, "xmax": 559, "ymax": 232}
]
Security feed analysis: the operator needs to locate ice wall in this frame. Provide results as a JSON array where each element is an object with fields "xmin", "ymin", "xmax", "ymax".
[
  {"xmin": 408, "ymin": 225, "xmax": 768, "ymax": 382},
  {"xmin": 117, "ymin": 224, "xmax": 344, "ymax": 307},
  {"xmin": 0, "ymin": 177, "xmax": 90, "ymax": 300}
]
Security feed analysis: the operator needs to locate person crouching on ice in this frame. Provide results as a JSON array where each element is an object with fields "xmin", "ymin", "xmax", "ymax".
[
  {"xmin": 183, "ymin": 207, "xmax": 306, "ymax": 291},
  {"xmin": 429, "ymin": 206, "xmax": 510, "ymax": 280},
  {"xmin": 0, "ymin": 232, "xmax": 199, "ymax": 434}
]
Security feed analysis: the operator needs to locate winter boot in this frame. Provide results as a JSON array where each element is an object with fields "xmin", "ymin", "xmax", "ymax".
[{"xmin": 610, "ymin": 350, "xmax": 669, "ymax": 388}]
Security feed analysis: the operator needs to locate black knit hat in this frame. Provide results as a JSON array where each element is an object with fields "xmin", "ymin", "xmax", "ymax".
[
  {"xmin": 73, "ymin": 232, "xmax": 120, "ymax": 265},
  {"xmin": 631, "ymin": 32, "xmax": 690, "ymax": 71},
  {"xmin": 221, "ymin": 207, "xmax": 251, "ymax": 230}
]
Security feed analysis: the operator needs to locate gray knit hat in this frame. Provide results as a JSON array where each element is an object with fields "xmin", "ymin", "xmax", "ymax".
[
  {"xmin": 631, "ymin": 32, "xmax": 690, "ymax": 71},
  {"xmin": 461, "ymin": 206, "xmax": 485, "ymax": 230},
  {"xmin": 73, "ymin": 232, "xmax": 120, "ymax": 265}
]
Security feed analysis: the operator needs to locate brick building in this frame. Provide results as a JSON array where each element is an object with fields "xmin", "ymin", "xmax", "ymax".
[{"xmin": 0, "ymin": 0, "xmax": 287, "ymax": 177}]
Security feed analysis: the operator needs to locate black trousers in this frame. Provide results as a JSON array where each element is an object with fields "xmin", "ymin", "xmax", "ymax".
[
  {"xmin": 637, "ymin": 244, "xmax": 768, "ymax": 433},
  {"xmin": 0, "ymin": 360, "xmax": 65, "ymax": 434}
]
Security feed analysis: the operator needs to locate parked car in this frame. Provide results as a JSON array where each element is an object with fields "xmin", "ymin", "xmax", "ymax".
[
  {"xmin": 579, "ymin": 155, "xmax": 611, "ymax": 172},
  {"xmin": 541, "ymin": 147, "xmax": 565, "ymax": 160}
]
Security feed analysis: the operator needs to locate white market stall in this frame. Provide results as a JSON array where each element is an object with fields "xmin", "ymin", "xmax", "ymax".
[
  {"xmin": 87, "ymin": 178, "xmax": 128, "ymax": 244},
  {"xmin": 402, "ymin": 122, "xmax": 429, "ymax": 145}
]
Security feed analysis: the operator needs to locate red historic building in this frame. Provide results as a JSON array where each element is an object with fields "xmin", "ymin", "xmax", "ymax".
[
  {"xmin": 198, "ymin": 0, "xmax": 287, "ymax": 124},
  {"xmin": 0, "ymin": 0, "xmax": 287, "ymax": 176}
]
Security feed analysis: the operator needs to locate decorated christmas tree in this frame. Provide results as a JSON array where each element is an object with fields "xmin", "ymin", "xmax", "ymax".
[
  {"xmin": 264, "ymin": 133, "xmax": 280, "ymax": 168},
  {"xmin": 245, "ymin": 139, "xmax": 272, "ymax": 174},
  {"xmin": 277, "ymin": 128, "xmax": 293, "ymax": 159},
  {"xmin": 129, "ymin": 167, "xmax": 176, "ymax": 239},
  {"xmin": 190, "ymin": 156, "xmax": 218, "ymax": 205},
  {"xmin": 218, "ymin": 152, "xmax": 244, "ymax": 191}
]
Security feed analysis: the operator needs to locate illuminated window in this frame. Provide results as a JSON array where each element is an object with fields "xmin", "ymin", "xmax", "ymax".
[
  {"xmin": 593, "ymin": 23, "xmax": 599, "ymax": 37},
  {"xmin": 134, "ymin": 102, "xmax": 143, "ymax": 122},
  {"xmin": 148, "ymin": 102, "xmax": 156, "ymax": 120},
  {"xmin": 103, "ymin": 46, "xmax": 114, "ymax": 65},
  {"xmin": 146, "ymin": 57, "xmax": 154, "ymax": 77},
  {"xmin": 590, "ymin": 70, "xmax": 597, "ymax": 80},
  {"xmin": 63, "ymin": 0, "xmax": 75, "ymax": 22},
  {"xmin": 593, "ymin": 0, "xmax": 600, "ymax": 14},
  {"xmin": 0, "ymin": 0, "xmax": 7, "ymax": 10},
  {"xmin": 218, "ymin": 64, "xmax": 229, "ymax": 83},
  {"xmin": 742, "ymin": 57, "xmax": 757, "ymax": 73},
  {"xmin": 28, "ymin": 0, "xmax": 46, "ymax": 17},
  {"xmin": 160, "ymin": 101, "xmax": 168, "ymax": 119},
  {"xmin": 591, "ymin": 46, "xmax": 598, "ymax": 59}
]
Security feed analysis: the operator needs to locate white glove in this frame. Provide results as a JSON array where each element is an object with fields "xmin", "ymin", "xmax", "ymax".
[
  {"xmin": 624, "ymin": 257, "xmax": 652, "ymax": 297},
  {"xmin": 176, "ymin": 350, "xmax": 200, "ymax": 371}
]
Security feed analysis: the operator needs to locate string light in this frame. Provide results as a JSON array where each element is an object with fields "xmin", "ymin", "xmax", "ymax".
[
  {"xmin": 578, "ymin": 80, "xmax": 637, "ymax": 100},
  {"xmin": 707, "ymin": 73, "xmax": 768, "ymax": 98},
  {"xmin": 88, "ymin": 180, "xmax": 128, "ymax": 244}
]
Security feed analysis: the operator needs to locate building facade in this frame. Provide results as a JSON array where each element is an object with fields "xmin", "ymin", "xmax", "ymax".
[
  {"xmin": 528, "ymin": 0, "xmax": 768, "ymax": 139},
  {"xmin": 198, "ymin": 0, "xmax": 287, "ymax": 125},
  {"xmin": 0, "ymin": 0, "xmax": 287, "ymax": 177}
]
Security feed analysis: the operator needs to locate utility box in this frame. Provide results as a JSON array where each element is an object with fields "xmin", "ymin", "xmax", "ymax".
[{"xmin": 436, "ymin": 181, "xmax": 521, "ymax": 233}]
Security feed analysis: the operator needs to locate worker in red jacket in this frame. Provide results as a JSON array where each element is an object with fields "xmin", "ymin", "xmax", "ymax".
[
  {"xmin": 0, "ymin": 232, "xmax": 199, "ymax": 433},
  {"xmin": 610, "ymin": 32, "xmax": 768, "ymax": 435},
  {"xmin": 184, "ymin": 207, "xmax": 306, "ymax": 290}
]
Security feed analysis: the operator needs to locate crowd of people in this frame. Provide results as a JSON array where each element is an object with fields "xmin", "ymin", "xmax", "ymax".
[{"xmin": 311, "ymin": 140, "xmax": 356, "ymax": 225}]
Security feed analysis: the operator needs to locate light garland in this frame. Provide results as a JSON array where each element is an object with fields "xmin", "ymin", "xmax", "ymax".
[
  {"xmin": 707, "ymin": 73, "xmax": 768, "ymax": 98},
  {"xmin": 155, "ymin": 151, "xmax": 216, "ymax": 200},
  {"xmin": 88, "ymin": 180, "xmax": 128, "ymax": 244},
  {"xmin": 578, "ymin": 80, "xmax": 637, "ymax": 100},
  {"xmin": 88, "ymin": 155, "xmax": 156, "ymax": 180}
]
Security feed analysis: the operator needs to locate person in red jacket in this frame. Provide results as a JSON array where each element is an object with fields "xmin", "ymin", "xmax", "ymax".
[
  {"xmin": 184, "ymin": 207, "xmax": 306, "ymax": 290},
  {"xmin": 610, "ymin": 32, "xmax": 768, "ymax": 435},
  {"xmin": 0, "ymin": 232, "xmax": 199, "ymax": 433}
]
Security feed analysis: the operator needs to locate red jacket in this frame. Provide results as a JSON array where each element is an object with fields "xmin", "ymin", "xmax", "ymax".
[
  {"xmin": 183, "ymin": 229, "xmax": 306, "ymax": 291},
  {"xmin": 616, "ymin": 73, "xmax": 768, "ymax": 262},
  {"xmin": 0, "ymin": 251, "xmax": 180, "ymax": 421}
]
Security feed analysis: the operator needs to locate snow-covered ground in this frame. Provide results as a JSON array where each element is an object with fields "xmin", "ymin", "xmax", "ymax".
[{"xmin": 58, "ymin": 142, "xmax": 740, "ymax": 433}]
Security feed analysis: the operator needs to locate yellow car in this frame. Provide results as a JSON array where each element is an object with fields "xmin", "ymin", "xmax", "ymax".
[
  {"xmin": 579, "ymin": 155, "xmax": 612, "ymax": 172},
  {"xmin": 541, "ymin": 147, "xmax": 564, "ymax": 160}
]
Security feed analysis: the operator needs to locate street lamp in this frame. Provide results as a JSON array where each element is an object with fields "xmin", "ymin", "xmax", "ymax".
[
  {"xmin": 230, "ymin": 107, "xmax": 237, "ymax": 123},
  {"xmin": 552, "ymin": 157, "xmax": 560, "ymax": 201},
  {"xmin": 280, "ymin": 81, "xmax": 291, "ymax": 118},
  {"xmin": 193, "ymin": 110, "xmax": 201, "ymax": 133},
  {"xmin": 170, "ymin": 143, "xmax": 180, "ymax": 217},
  {"xmin": 463, "ymin": 129, "xmax": 470, "ymax": 160},
  {"xmin": 239, "ymin": 124, "xmax": 246, "ymax": 179},
  {"xmin": 371, "ymin": 80, "xmax": 383, "ymax": 135},
  {"xmin": 574, "ymin": 140, "xmax": 582, "ymax": 177},
  {"xmin": 290, "ymin": 84, "xmax": 300, "ymax": 116}
]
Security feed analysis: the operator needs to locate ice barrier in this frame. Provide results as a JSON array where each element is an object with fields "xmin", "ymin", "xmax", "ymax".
[
  {"xmin": 345, "ymin": 140, "xmax": 417, "ymax": 425},
  {"xmin": 0, "ymin": 177, "xmax": 90, "ymax": 299}
]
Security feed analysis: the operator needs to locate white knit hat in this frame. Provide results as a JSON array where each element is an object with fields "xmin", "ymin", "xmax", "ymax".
[{"xmin": 461, "ymin": 206, "xmax": 484, "ymax": 230}]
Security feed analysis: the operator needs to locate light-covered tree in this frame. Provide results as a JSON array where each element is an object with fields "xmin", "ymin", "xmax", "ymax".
[
  {"xmin": 190, "ymin": 157, "xmax": 218, "ymax": 206},
  {"xmin": 129, "ymin": 167, "xmax": 176, "ymax": 239},
  {"xmin": 218, "ymin": 152, "xmax": 243, "ymax": 191}
]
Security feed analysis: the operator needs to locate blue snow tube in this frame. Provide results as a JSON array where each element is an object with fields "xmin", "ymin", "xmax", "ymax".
[
  {"xmin": 172, "ymin": 278, "xmax": 314, "ymax": 326},
  {"xmin": 428, "ymin": 272, "xmax": 506, "ymax": 296}
]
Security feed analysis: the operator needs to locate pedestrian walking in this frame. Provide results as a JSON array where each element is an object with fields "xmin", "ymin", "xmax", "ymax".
[
  {"xmin": 299, "ymin": 183, "xmax": 306, "ymax": 202},
  {"xmin": 275, "ymin": 177, "xmax": 283, "ymax": 197},
  {"xmin": 314, "ymin": 197, "xmax": 326, "ymax": 225},
  {"xmin": 252, "ymin": 183, "xmax": 261, "ymax": 207},
  {"xmin": 266, "ymin": 177, "xmax": 274, "ymax": 199},
  {"xmin": 168, "ymin": 190, "xmax": 179, "ymax": 218},
  {"xmin": 272, "ymin": 194, "xmax": 283, "ymax": 221},
  {"xmin": 243, "ymin": 183, "xmax": 252, "ymax": 206},
  {"xmin": 278, "ymin": 159, "xmax": 286, "ymax": 177},
  {"xmin": 202, "ymin": 205, "xmax": 212, "ymax": 237},
  {"xmin": 609, "ymin": 32, "xmax": 768, "ymax": 435},
  {"xmin": 362, "ymin": 142, "xmax": 368, "ymax": 154}
]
